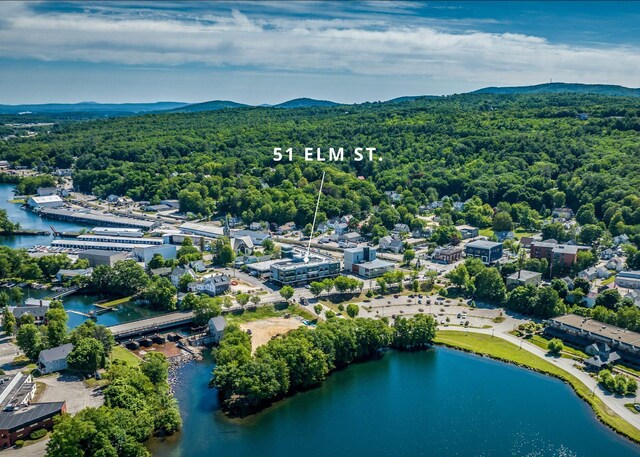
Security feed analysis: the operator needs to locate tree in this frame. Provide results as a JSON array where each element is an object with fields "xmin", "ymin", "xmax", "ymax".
[
  {"xmin": 474, "ymin": 267, "xmax": 506, "ymax": 303},
  {"xmin": 249, "ymin": 295, "xmax": 261, "ymax": 307},
  {"xmin": 309, "ymin": 282, "xmax": 324, "ymax": 298},
  {"xmin": 579, "ymin": 224, "xmax": 604, "ymax": 246},
  {"xmin": 192, "ymin": 296, "xmax": 222, "ymax": 327},
  {"xmin": 140, "ymin": 276, "xmax": 177, "ymax": 310},
  {"xmin": 550, "ymin": 278, "xmax": 568, "ymax": 299},
  {"xmin": 236, "ymin": 293, "xmax": 250, "ymax": 307},
  {"xmin": 376, "ymin": 277, "xmax": 388, "ymax": 295},
  {"xmin": 573, "ymin": 277, "xmax": 591, "ymax": 294},
  {"xmin": 9, "ymin": 286, "xmax": 23, "ymax": 305},
  {"xmin": 314, "ymin": 304, "xmax": 323, "ymax": 315},
  {"xmin": 447, "ymin": 264, "xmax": 469, "ymax": 290},
  {"xmin": 46, "ymin": 307, "xmax": 69, "ymax": 348},
  {"xmin": 141, "ymin": 352, "xmax": 169, "ymax": 386},
  {"xmin": 534, "ymin": 287, "xmax": 566, "ymax": 318},
  {"xmin": 403, "ymin": 249, "xmax": 415, "ymax": 264},
  {"xmin": 178, "ymin": 273, "xmax": 193, "ymax": 293},
  {"xmin": 346, "ymin": 304, "xmax": 359, "ymax": 318},
  {"xmin": 393, "ymin": 314, "xmax": 437, "ymax": 350},
  {"xmin": 67, "ymin": 338, "xmax": 105, "ymax": 372},
  {"xmin": 16, "ymin": 324, "xmax": 43, "ymax": 360},
  {"xmin": 147, "ymin": 253, "xmax": 166, "ymax": 270},
  {"xmin": 547, "ymin": 338, "xmax": 564, "ymax": 354},
  {"xmin": 279, "ymin": 285, "xmax": 294, "ymax": 302},
  {"xmin": 69, "ymin": 320, "xmax": 115, "ymax": 360},
  {"xmin": 492, "ymin": 212, "xmax": 513, "ymax": 232},
  {"xmin": 595, "ymin": 289, "xmax": 622, "ymax": 311},
  {"xmin": 3, "ymin": 306, "xmax": 16, "ymax": 335}
]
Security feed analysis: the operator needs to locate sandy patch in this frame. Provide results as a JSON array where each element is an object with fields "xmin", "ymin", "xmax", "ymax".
[{"xmin": 240, "ymin": 318, "xmax": 304, "ymax": 353}]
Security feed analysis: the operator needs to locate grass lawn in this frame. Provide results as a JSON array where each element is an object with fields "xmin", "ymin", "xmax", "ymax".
[
  {"xmin": 434, "ymin": 330, "xmax": 640, "ymax": 443},
  {"xmin": 111, "ymin": 345, "xmax": 142, "ymax": 366},
  {"xmin": 626, "ymin": 403, "xmax": 640, "ymax": 415},
  {"xmin": 479, "ymin": 228, "xmax": 494, "ymax": 237},
  {"xmin": 228, "ymin": 304, "xmax": 317, "ymax": 324},
  {"xmin": 514, "ymin": 228, "xmax": 538, "ymax": 238},
  {"xmin": 601, "ymin": 276, "xmax": 616, "ymax": 286},
  {"xmin": 526, "ymin": 334, "xmax": 588, "ymax": 359},
  {"xmin": 99, "ymin": 296, "xmax": 133, "ymax": 308}
]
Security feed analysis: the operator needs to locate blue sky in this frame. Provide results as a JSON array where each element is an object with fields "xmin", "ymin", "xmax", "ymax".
[{"xmin": 1, "ymin": 1, "xmax": 639, "ymax": 104}]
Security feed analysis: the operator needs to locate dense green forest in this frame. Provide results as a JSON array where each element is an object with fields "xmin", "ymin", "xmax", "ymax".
[{"xmin": 1, "ymin": 93, "xmax": 639, "ymax": 243}]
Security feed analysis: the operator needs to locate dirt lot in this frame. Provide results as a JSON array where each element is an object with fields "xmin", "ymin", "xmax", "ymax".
[
  {"xmin": 240, "ymin": 318, "xmax": 303, "ymax": 353},
  {"xmin": 135, "ymin": 342, "xmax": 183, "ymax": 359}
]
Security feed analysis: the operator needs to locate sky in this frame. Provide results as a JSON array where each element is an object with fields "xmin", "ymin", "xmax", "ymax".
[{"xmin": 1, "ymin": 1, "xmax": 640, "ymax": 105}]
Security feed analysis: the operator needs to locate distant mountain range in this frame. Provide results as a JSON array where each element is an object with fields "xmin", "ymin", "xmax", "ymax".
[
  {"xmin": 2, "ymin": 83, "xmax": 639, "ymax": 116},
  {"xmin": 472, "ymin": 82, "xmax": 640, "ymax": 97}
]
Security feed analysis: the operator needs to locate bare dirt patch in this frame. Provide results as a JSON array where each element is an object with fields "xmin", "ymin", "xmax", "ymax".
[{"xmin": 240, "ymin": 318, "xmax": 304, "ymax": 353}]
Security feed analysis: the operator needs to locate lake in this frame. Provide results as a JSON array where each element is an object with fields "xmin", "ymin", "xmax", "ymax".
[
  {"xmin": 0, "ymin": 182, "xmax": 90, "ymax": 248},
  {"xmin": 149, "ymin": 348, "xmax": 640, "ymax": 457}
]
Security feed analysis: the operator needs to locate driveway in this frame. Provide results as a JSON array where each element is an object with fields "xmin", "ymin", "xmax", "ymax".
[{"xmin": 38, "ymin": 373, "xmax": 104, "ymax": 414}]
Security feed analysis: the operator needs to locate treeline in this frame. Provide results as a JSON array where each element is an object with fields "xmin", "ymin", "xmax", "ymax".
[
  {"xmin": 212, "ymin": 314, "xmax": 437, "ymax": 416},
  {"xmin": 46, "ymin": 353, "xmax": 181, "ymax": 457},
  {"xmin": 1, "ymin": 94, "xmax": 639, "ymax": 246},
  {"xmin": 0, "ymin": 246, "xmax": 90, "ymax": 281}
]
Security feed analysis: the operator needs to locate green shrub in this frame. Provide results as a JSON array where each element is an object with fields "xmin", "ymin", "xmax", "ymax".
[
  {"xmin": 29, "ymin": 429, "xmax": 47, "ymax": 440},
  {"xmin": 547, "ymin": 338, "xmax": 564, "ymax": 354},
  {"xmin": 14, "ymin": 440, "xmax": 24, "ymax": 447}
]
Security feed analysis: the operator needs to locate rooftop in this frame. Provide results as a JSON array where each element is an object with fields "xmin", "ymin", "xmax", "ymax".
[
  {"xmin": 29, "ymin": 195, "xmax": 63, "ymax": 204},
  {"xmin": 549, "ymin": 314, "xmax": 640, "ymax": 347},
  {"xmin": 209, "ymin": 316, "xmax": 226, "ymax": 332},
  {"xmin": 38, "ymin": 343, "xmax": 74, "ymax": 364},
  {"xmin": 78, "ymin": 249, "xmax": 128, "ymax": 258},
  {"xmin": 507, "ymin": 270, "xmax": 542, "ymax": 281},
  {"xmin": 0, "ymin": 402, "xmax": 65, "ymax": 431},
  {"xmin": 466, "ymin": 240, "xmax": 502, "ymax": 249},
  {"xmin": 359, "ymin": 259, "xmax": 395, "ymax": 269}
]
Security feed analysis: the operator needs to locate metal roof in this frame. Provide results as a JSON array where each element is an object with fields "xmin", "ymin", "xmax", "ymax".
[{"xmin": 0, "ymin": 402, "xmax": 65, "ymax": 431}]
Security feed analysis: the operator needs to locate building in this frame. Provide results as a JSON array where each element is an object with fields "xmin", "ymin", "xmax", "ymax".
[
  {"xmin": 455, "ymin": 225, "xmax": 479, "ymax": 239},
  {"xmin": 465, "ymin": 240, "xmax": 503, "ymax": 265},
  {"xmin": 552, "ymin": 207, "xmax": 574, "ymax": 219},
  {"xmin": 394, "ymin": 223, "xmax": 410, "ymax": 234},
  {"xmin": 208, "ymin": 316, "xmax": 226, "ymax": 343},
  {"xmin": 188, "ymin": 274, "xmax": 230, "ymax": 296},
  {"xmin": 615, "ymin": 271, "xmax": 640, "ymax": 289},
  {"xmin": 0, "ymin": 373, "xmax": 36, "ymax": 411},
  {"xmin": 23, "ymin": 298, "xmax": 51, "ymax": 307},
  {"xmin": 343, "ymin": 247, "xmax": 394, "ymax": 278},
  {"xmin": 160, "ymin": 199, "xmax": 180, "ymax": 209},
  {"xmin": 530, "ymin": 240, "xmax": 590, "ymax": 271},
  {"xmin": 55, "ymin": 268, "xmax": 93, "ymax": 282},
  {"xmin": 52, "ymin": 239, "xmax": 158, "ymax": 252},
  {"xmin": 92, "ymin": 227, "xmax": 144, "ymax": 238},
  {"xmin": 339, "ymin": 232, "xmax": 362, "ymax": 244},
  {"xmin": 506, "ymin": 270, "xmax": 542, "ymax": 287},
  {"xmin": 27, "ymin": 195, "xmax": 63, "ymax": 209},
  {"xmin": 379, "ymin": 236, "xmax": 404, "ymax": 254},
  {"xmin": 133, "ymin": 244, "xmax": 177, "ymax": 264},
  {"xmin": 37, "ymin": 343, "xmax": 74, "ymax": 374},
  {"xmin": 385, "ymin": 191, "xmax": 402, "ymax": 203},
  {"xmin": 9, "ymin": 305, "xmax": 49, "ymax": 324},
  {"xmin": 334, "ymin": 222, "xmax": 349, "ymax": 235},
  {"xmin": 270, "ymin": 255, "xmax": 340, "ymax": 286},
  {"xmin": 36, "ymin": 187, "xmax": 58, "ymax": 196},
  {"xmin": 494, "ymin": 231, "xmax": 515, "ymax": 242},
  {"xmin": 170, "ymin": 266, "xmax": 197, "ymax": 287},
  {"xmin": 432, "ymin": 246, "xmax": 463, "ymax": 264},
  {"xmin": 231, "ymin": 236, "xmax": 254, "ymax": 255},
  {"xmin": 0, "ymin": 401, "xmax": 66, "ymax": 448},
  {"xmin": 249, "ymin": 222, "xmax": 262, "ymax": 231},
  {"xmin": 231, "ymin": 229, "xmax": 270, "ymax": 246},
  {"xmin": 545, "ymin": 314, "xmax": 640, "ymax": 366},
  {"xmin": 78, "ymin": 250, "xmax": 128, "ymax": 267},
  {"xmin": 40, "ymin": 208, "xmax": 158, "ymax": 231}
]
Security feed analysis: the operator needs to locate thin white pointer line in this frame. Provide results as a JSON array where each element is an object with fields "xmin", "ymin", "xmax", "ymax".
[{"xmin": 305, "ymin": 171, "xmax": 325, "ymax": 263}]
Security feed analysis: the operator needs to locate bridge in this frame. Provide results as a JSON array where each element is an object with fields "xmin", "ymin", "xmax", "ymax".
[
  {"xmin": 46, "ymin": 286, "xmax": 82, "ymax": 300},
  {"xmin": 107, "ymin": 311, "xmax": 195, "ymax": 340}
]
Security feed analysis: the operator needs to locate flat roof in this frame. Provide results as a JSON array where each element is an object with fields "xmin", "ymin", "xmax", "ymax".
[
  {"xmin": 40, "ymin": 208, "xmax": 156, "ymax": 229},
  {"xmin": 272, "ymin": 256, "xmax": 339, "ymax": 271},
  {"xmin": 549, "ymin": 314, "xmax": 640, "ymax": 347},
  {"xmin": 359, "ymin": 259, "xmax": 395, "ymax": 269},
  {"xmin": 52, "ymin": 240, "xmax": 156, "ymax": 250},
  {"xmin": 466, "ymin": 240, "xmax": 502, "ymax": 249},
  {"xmin": 29, "ymin": 195, "xmax": 62, "ymax": 203},
  {"xmin": 507, "ymin": 270, "xmax": 541, "ymax": 280},
  {"xmin": 78, "ymin": 249, "xmax": 128, "ymax": 257},
  {"xmin": 179, "ymin": 222, "xmax": 225, "ymax": 237}
]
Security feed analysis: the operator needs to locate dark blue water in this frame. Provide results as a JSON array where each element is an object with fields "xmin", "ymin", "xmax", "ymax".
[
  {"xmin": 149, "ymin": 348, "xmax": 640, "ymax": 457},
  {"xmin": 0, "ymin": 183, "xmax": 90, "ymax": 248}
]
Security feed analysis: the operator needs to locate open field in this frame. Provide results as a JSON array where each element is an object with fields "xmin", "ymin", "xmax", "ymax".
[
  {"xmin": 435, "ymin": 331, "xmax": 640, "ymax": 444},
  {"xmin": 111, "ymin": 345, "xmax": 142, "ymax": 366},
  {"xmin": 240, "ymin": 317, "xmax": 304, "ymax": 353}
]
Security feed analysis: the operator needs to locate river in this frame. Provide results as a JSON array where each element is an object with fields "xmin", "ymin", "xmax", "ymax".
[
  {"xmin": 149, "ymin": 348, "xmax": 640, "ymax": 457},
  {"xmin": 1, "ymin": 182, "xmax": 160, "ymax": 328},
  {"xmin": 0, "ymin": 182, "xmax": 91, "ymax": 248}
]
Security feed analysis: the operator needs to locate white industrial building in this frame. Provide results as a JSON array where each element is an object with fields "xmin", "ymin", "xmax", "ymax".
[{"xmin": 27, "ymin": 195, "xmax": 63, "ymax": 209}]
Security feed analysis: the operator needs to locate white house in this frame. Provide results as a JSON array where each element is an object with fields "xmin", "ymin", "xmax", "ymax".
[
  {"xmin": 188, "ymin": 274, "xmax": 230, "ymax": 296},
  {"xmin": 170, "ymin": 266, "xmax": 196, "ymax": 287},
  {"xmin": 37, "ymin": 343, "xmax": 74, "ymax": 374},
  {"xmin": 606, "ymin": 257, "xmax": 625, "ymax": 272},
  {"xmin": 249, "ymin": 222, "xmax": 262, "ymax": 231},
  {"xmin": 208, "ymin": 316, "xmax": 227, "ymax": 343},
  {"xmin": 394, "ymin": 223, "xmax": 410, "ymax": 234}
]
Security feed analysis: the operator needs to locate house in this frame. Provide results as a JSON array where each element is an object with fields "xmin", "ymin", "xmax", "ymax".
[
  {"xmin": 249, "ymin": 222, "xmax": 262, "ymax": 231},
  {"xmin": 145, "ymin": 204, "xmax": 172, "ymax": 212},
  {"xmin": 27, "ymin": 195, "xmax": 63, "ymax": 209},
  {"xmin": 600, "ymin": 248, "xmax": 617, "ymax": 260},
  {"xmin": 334, "ymin": 222, "xmax": 349, "ymax": 235},
  {"xmin": 10, "ymin": 304, "xmax": 49, "ymax": 324},
  {"xmin": 339, "ymin": 232, "xmax": 361, "ymax": 243},
  {"xmin": 494, "ymin": 231, "xmax": 515, "ymax": 242},
  {"xmin": 596, "ymin": 266, "xmax": 612, "ymax": 279},
  {"xmin": 36, "ymin": 187, "xmax": 59, "ymax": 196},
  {"xmin": 189, "ymin": 260, "xmax": 206, "ymax": 273},
  {"xmin": 432, "ymin": 246, "xmax": 463, "ymax": 264},
  {"xmin": 0, "ymin": 160, "xmax": 10, "ymax": 170},
  {"xmin": 208, "ymin": 316, "xmax": 226, "ymax": 343},
  {"xmin": 584, "ymin": 291, "xmax": 598, "ymax": 308},
  {"xmin": 150, "ymin": 267, "xmax": 172, "ymax": 277},
  {"xmin": 106, "ymin": 194, "xmax": 120, "ymax": 203},
  {"xmin": 465, "ymin": 240, "xmax": 503, "ymax": 265},
  {"xmin": 562, "ymin": 276, "xmax": 574, "ymax": 290},
  {"xmin": 412, "ymin": 227, "xmax": 432, "ymax": 239},
  {"xmin": 37, "ymin": 343, "xmax": 74, "ymax": 374},
  {"xmin": 188, "ymin": 274, "xmax": 230, "ymax": 296},
  {"xmin": 506, "ymin": 270, "xmax": 542, "ymax": 287},
  {"xmin": 393, "ymin": 223, "xmax": 410, "ymax": 234},
  {"xmin": 519, "ymin": 237, "xmax": 535, "ymax": 249},
  {"xmin": 606, "ymin": 257, "xmax": 625, "ymax": 273},
  {"xmin": 385, "ymin": 191, "xmax": 402, "ymax": 203},
  {"xmin": 625, "ymin": 290, "xmax": 640, "ymax": 306},
  {"xmin": 379, "ymin": 236, "xmax": 404, "ymax": 254},
  {"xmin": 552, "ymin": 207, "xmax": 574, "ymax": 220},
  {"xmin": 277, "ymin": 222, "xmax": 296, "ymax": 234},
  {"xmin": 453, "ymin": 201, "xmax": 465, "ymax": 212},
  {"xmin": 613, "ymin": 234, "xmax": 629, "ymax": 246},
  {"xmin": 55, "ymin": 268, "xmax": 93, "ymax": 281},
  {"xmin": 231, "ymin": 229, "xmax": 271, "ymax": 246},
  {"xmin": 170, "ymin": 266, "xmax": 196, "ymax": 287},
  {"xmin": 23, "ymin": 298, "xmax": 51, "ymax": 307},
  {"xmin": 578, "ymin": 267, "xmax": 598, "ymax": 281},
  {"xmin": 160, "ymin": 199, "xmax": 180, "ymax": 209},
  {"xmin": 615, "ymin": 271, "xmax": 640, "ymax": 289},
  {"xmin": 455, "ymin": 225, "xmax": 479, "ymax": 239}
]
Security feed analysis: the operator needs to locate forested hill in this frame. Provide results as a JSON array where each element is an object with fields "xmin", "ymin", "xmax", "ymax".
[
  {"xmin": 1, "ymin": 93, "xmax": 639, "ymax": 245},
  {"xmin": 473, "ymin": 83, "xmax": 640, "ymax": 97}
]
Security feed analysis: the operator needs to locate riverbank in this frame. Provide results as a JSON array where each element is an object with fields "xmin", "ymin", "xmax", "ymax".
[{"xmin": 435, "ymin": 330, "xmax": 640, "ymax": 444}]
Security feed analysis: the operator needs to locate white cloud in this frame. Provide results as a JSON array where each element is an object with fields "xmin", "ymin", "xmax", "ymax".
[{"xmin": 1, "ymin": 2, "xmax": 639, "ymax": 88}]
